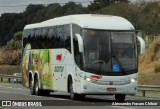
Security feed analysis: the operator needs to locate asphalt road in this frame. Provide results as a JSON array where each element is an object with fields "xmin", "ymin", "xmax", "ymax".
[{"xmin": 0, "ymin": 83, "xmax": 159, "ymax": 109}]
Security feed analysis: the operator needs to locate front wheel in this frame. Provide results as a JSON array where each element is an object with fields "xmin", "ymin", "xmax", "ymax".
[
  {"xmin": 69, "ymin": 79, "xmax": 85, "ymax": 100},
  {"xmin": 77, "ymin": 94, "xmax": 85, "ymax": 100},
  {"xmin": 70, "ymin": 79, "xmax": 77, "ymax": 100},
  {"xmin": 115, "ymin": 94, "xmax": 126, "ymax": 102}
]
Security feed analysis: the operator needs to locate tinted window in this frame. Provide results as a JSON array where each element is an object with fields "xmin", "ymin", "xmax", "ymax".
[{"xmin": 23, "ymin": 25, "xmax": 71, "ymax": 52}]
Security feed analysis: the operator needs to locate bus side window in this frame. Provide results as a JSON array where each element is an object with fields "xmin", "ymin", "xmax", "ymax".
[{"xmin": 65, "ymin": 37, "xmax": 71, "ymax": 52}]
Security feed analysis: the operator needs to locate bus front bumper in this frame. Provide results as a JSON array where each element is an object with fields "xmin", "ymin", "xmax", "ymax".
[{"xmin": 80, "ymin": 80, "xmax": 137, "ymax": 95}]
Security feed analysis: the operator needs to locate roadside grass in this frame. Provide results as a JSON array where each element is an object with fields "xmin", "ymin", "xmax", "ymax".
[
  {"xmin": 0, "ymin": 47, "xmax": 21, "ymax": 65},
  {"xmin": 0, "ymin": 107, "xmax": 5, "ymax": 109},
  {"xmin": 0, "ymin": 65, "xmax": 21, "ymax": 75},
  {"xmin": 138, "ymin": 72, "xmax": 160, "ymax": 85},
  {"xmin": 0, "ymin": 78, "xmax": 20, "ymax": 84},
  {"xmin": 138, "ymin": 40, "xmax": 160, "ymax": 86},
  {"xmin": 139, "ymin": 40, "xmax": 160, "ymax": 74}
]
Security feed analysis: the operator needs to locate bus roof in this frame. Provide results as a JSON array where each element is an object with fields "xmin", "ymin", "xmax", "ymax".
[{"xmin": 24, "ymin": 14, "xmax": 135, "ymax": 30}]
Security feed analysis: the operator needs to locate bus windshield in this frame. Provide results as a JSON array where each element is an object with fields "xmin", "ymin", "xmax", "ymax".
[{"xmin": 83, "ymin": 29, "xmax": 137, "ymax": 75}]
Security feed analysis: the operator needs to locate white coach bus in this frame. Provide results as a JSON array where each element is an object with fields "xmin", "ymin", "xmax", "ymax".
[{"xmin": 22, "ymin": 14, "xmax": 145, "ymax": 102}]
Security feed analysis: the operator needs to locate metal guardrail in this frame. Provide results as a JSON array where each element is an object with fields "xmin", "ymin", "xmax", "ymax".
[
  {"xmin": 0, "ymin": 74, "xmax": 22, "ymax": 83},
  {"xmin": 138, "ymin": 85, "xmax": 160, "ymax": 97}
]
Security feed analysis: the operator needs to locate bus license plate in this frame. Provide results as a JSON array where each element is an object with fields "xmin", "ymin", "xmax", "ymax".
[{"xmin": 107, "ymin": 88, "xmax": 116, "ymax": 92}]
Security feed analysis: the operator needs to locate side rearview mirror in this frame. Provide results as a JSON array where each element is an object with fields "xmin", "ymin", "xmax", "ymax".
[
  {"xmin": 75, "ymin": 33, "xmax": 84, "ymax": 52},
  {"xmin": 137, "ymin": 36, "xmax": 145, "ymax": 54}
]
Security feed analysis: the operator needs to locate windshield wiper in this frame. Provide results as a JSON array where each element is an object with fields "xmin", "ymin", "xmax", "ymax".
[
  {"xmin": 112, "ymin": 56, "xmax": 127, "ymax": 75},
  {"xmin": 84, "ymin": 67, "xmax": 101, "ymax": 75},
  {"xmin": 111, "ymin": 41, "xmax": 127, "ymax": 75}
]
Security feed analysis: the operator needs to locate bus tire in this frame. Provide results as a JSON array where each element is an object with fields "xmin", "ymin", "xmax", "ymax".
[
  {"xmin": 115, "ymin": 94, "xmax": 126, "ymax": 102},
  {"xmin": 69, "ymin": 79, "xmax": 78, "ymax": 100},
  {"xmin": 41, "ymin": 90, "xmax": 50, "ymax": 96},
  {"xmin": 29, "ymin": 76, "xmax": 35, "ymax": 95},
  {"xmin": 69, "ymin": 78, "xmax": 85, "ymax": 100},
  {"xmin": 34, "ymin": 75, "xmax": 42, "ymax": 96},
  {"xmin": 77, "ymin": 94, "xmax": 85, "ymax": 100}
]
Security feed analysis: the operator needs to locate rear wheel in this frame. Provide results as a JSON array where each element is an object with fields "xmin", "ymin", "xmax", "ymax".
[
  {"xmin": 115, "ymin": 94, "xmax": 126, "ymax": 102},
  {"xmin": 34, "ymin": 76, "xmax": 50, "ymax": 96},
  {"xmin": 34, "ymin": 76, "xmax": 42, "ymax": 96},
  {"xmin": 29, "ymin": 77, "xmax": 35, "ymax": 95},
  {"xmin": 42, "ymin": 90, "xmax": 50, "ymax": 96}
]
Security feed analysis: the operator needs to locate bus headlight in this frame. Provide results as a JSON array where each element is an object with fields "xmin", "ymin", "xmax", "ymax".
[
  {"xmin": 130, "ymin": 78, "xmax": 136, "ymax": 83},
  {"xmin": 86, "ymin": 77, "xmax": 91, "ymax": 82}
]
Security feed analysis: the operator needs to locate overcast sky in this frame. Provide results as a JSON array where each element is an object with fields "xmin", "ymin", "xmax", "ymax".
[
  {"xmin": 0, "ymin": 0, "xmax": 93, "ymax": 16},
  {"xmin": 0, "ymin": 0, "xmax": 159, "ymax": 16}
]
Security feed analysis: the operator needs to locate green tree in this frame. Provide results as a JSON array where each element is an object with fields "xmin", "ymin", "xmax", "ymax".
[
  {"xmin": 14, "ymin": 31, "xmax": 23, "ymax": 41},
  {"xmin": 100, "ymin": 2, "xmax": 141, "ymax": 27},
  {"xmin": 88, "ymin": 0, "xmax": 129, "ymax": 11},
  {"xmin": 0, "ymin": 13, "xmax": 18, "ymax": 45},
  {"xmin": 141, "ymin": 1, "xmax": 160, "ymax": 36},
  {"xmin": 45, "ymin": 3, "xmax": 62, "ymax": 19},
  {"xmin": 58, "ymin": 2, "xmax": 88, "ymax": 16},
  {"xmin": 6, "ymin": 39, "xmax": 21, "ymax": 50},
  {"xmin": 0, "ymin": 2, "xmax": 89, "ymax": 46}
]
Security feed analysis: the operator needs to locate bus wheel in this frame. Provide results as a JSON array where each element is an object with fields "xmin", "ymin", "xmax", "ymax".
[
  {"xmin": 69, "ymin": 79, "xmax": 78, "ymax": 100},
  {"xmin": 45, "ymin": 90, "xmax": 50, "ymax": 96},
  {"xmin": 115, "ymin": 94, "xmax": 126, "ymax": 102},
  {"xmin": 77, "ymin": 94, "xmax": 85, "ymax": 100},
  {"xmin": 29, "ymin": 77, "xmax": 35, "ymax": 95},
  {"xmin": 34, "ymin": 76, "xmax": 41, "ymax": 96},
  {"xmin": 41, "ymin": 90, "xmax": 50, "ymax": 96}
]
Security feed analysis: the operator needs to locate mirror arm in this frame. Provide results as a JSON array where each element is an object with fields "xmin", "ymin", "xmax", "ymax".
[
  {"xmin": 75, "ymin": 33, "xmax": 84, "ymax": 52},
  {"xmin": 137, "ymin": 36, "xmax": 145, "ymax": 54}
]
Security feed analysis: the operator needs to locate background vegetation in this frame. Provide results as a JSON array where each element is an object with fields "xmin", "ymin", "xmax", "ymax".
[
  {"xmin": 138, "ymin": 40, "xmax": 160, "ymax": 85},
  {"xmin": 0, "ymin": 0, "xmax": 160, "ymax": 84},
  {"xmin": 0, "ymin": 0, "xmax": 160, "ymax": 46}
]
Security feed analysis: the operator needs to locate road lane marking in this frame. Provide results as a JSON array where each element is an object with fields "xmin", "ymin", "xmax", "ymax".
[
  {"xmin": 0, "ymin": 90, "xmax": 10, "ymax": 93},
  {"xmin": 110, "ymin": 106, "xmax": 134, "ymax": 109},
  {"xmin": 27, "ymin": 94, "xmax": 68, "ymax": 100},
  {"xmin": 0, "ymin": 89, "xmax": 71, "ymax": 101},
  {"xmin": 0, "ymin": 85, "xmax": 71, "ymax": 100},
  {"xmin": 0, "ymin": 85, "xmax": 26, "ymax": 90}
]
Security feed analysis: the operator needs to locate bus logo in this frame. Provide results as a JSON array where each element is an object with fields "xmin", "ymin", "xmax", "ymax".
[{"xmin": 56, "ymin": 54, "xmax": 62, "ymax": 62}]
